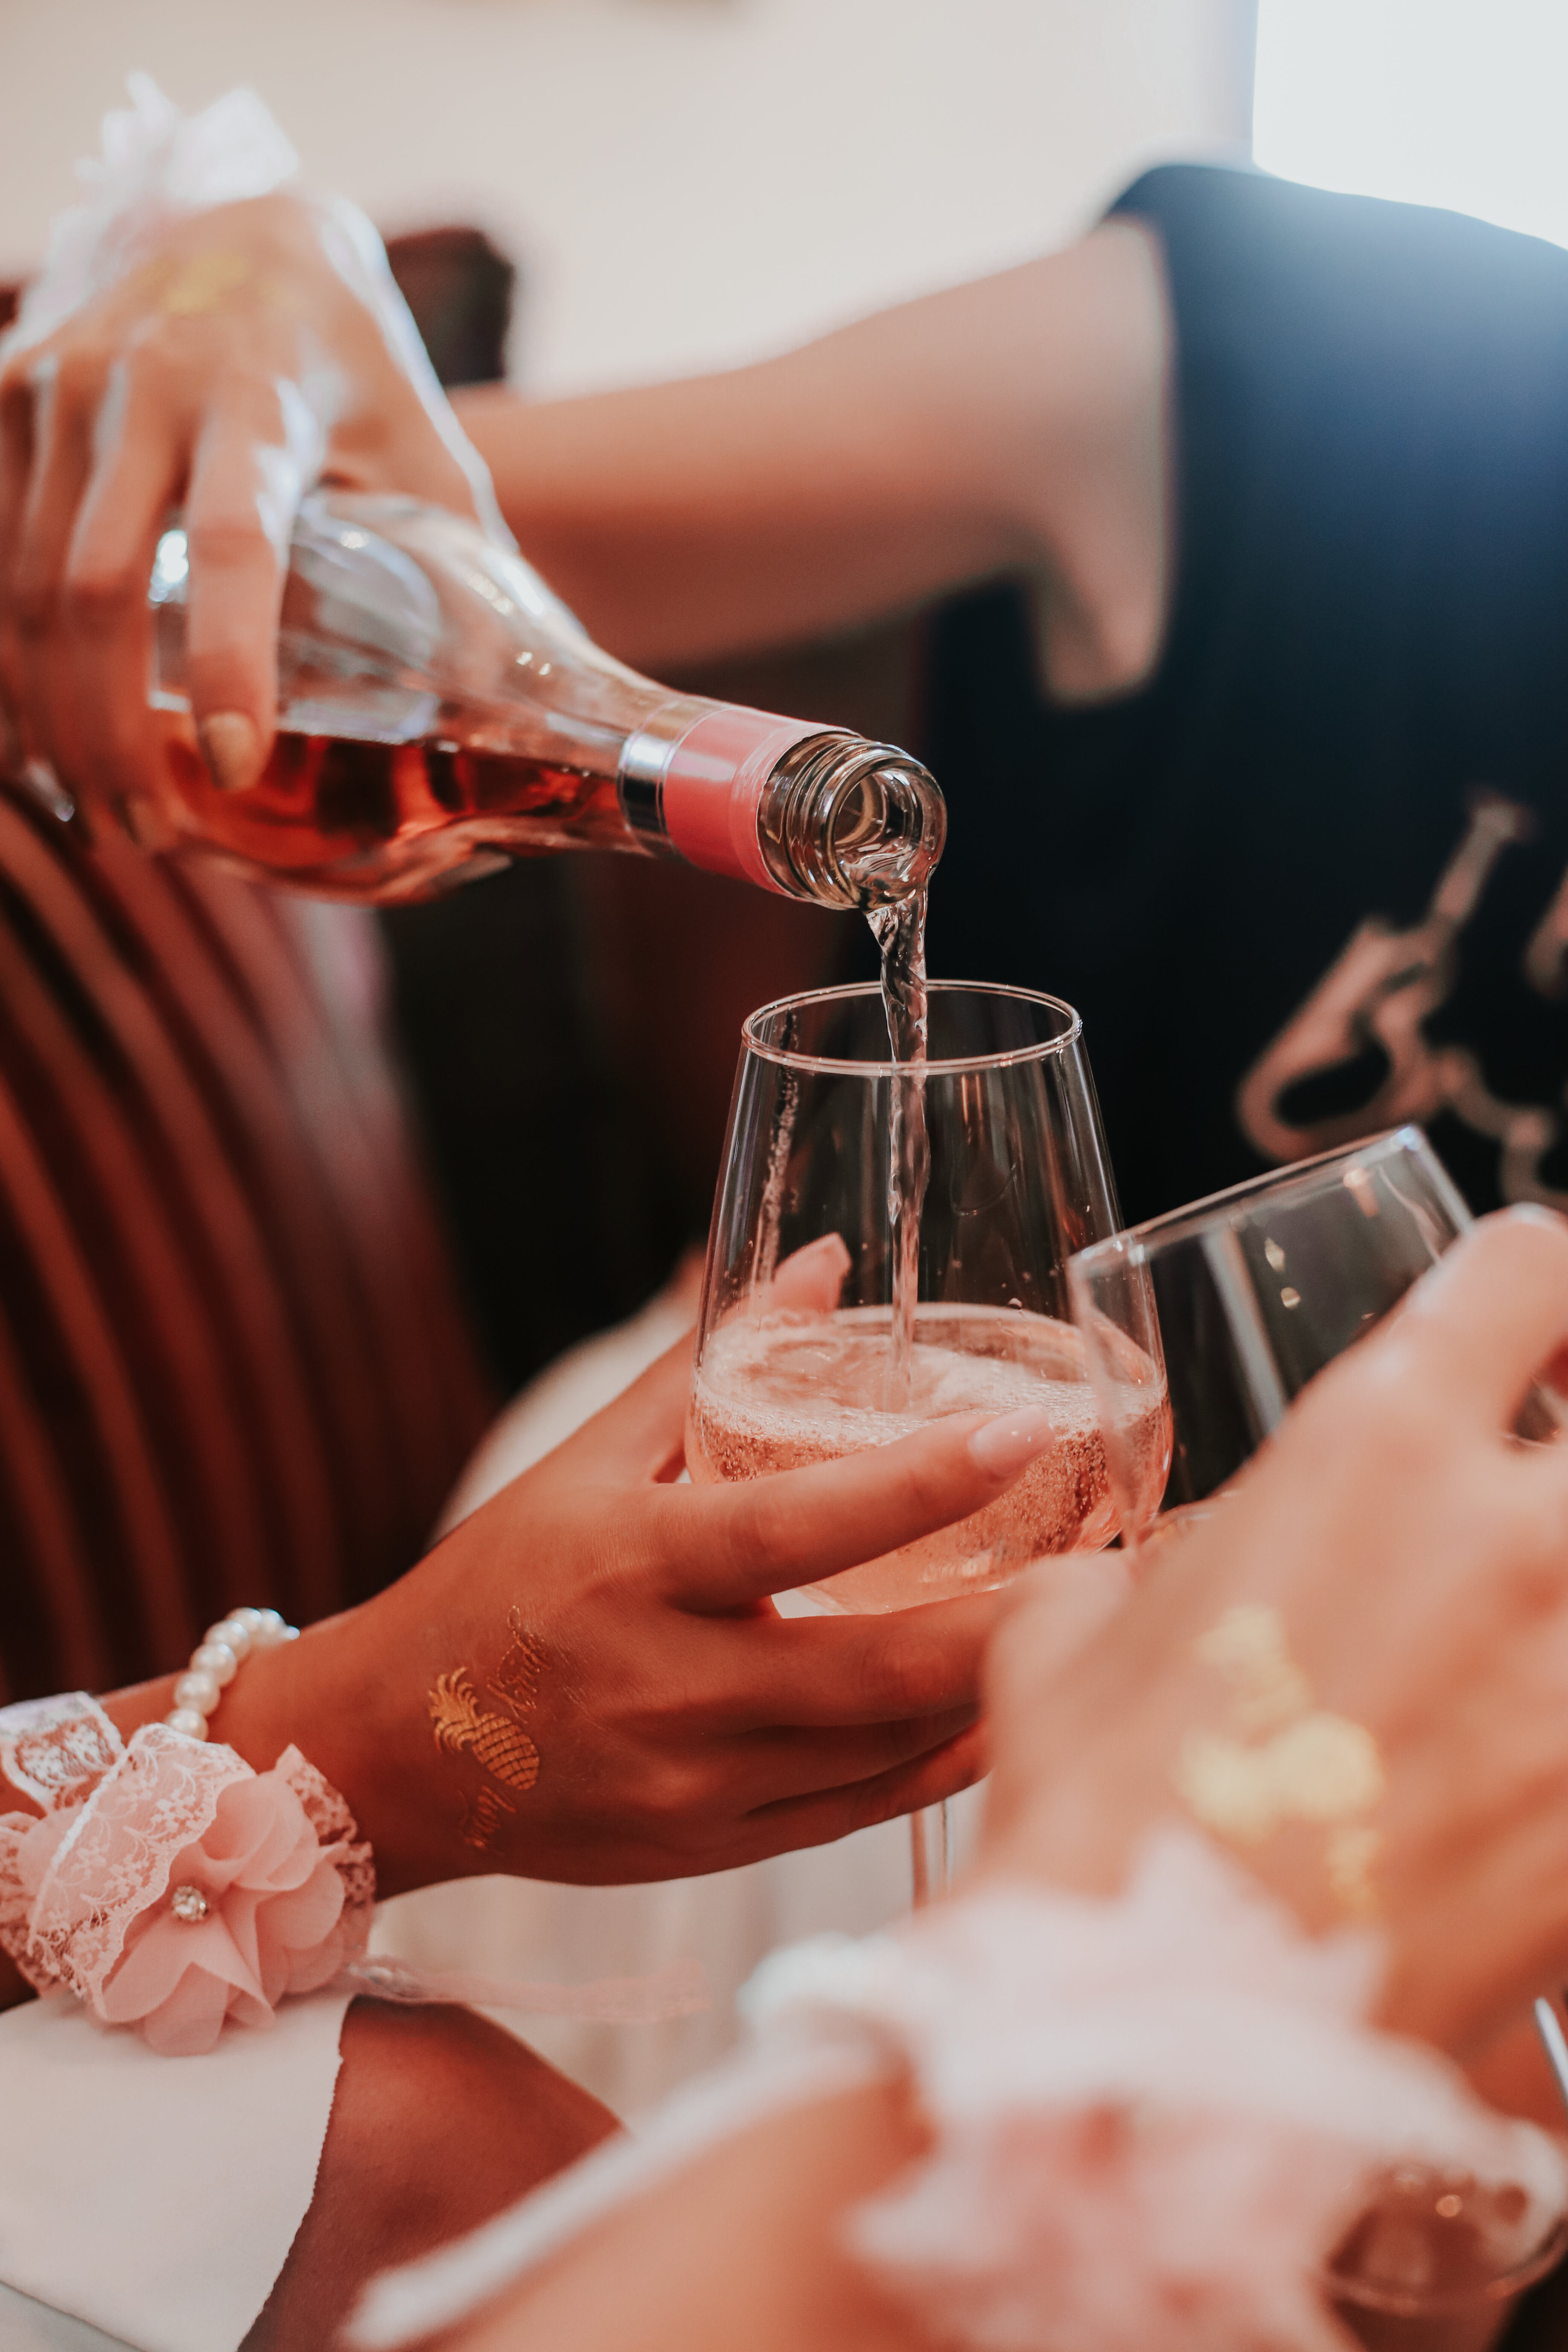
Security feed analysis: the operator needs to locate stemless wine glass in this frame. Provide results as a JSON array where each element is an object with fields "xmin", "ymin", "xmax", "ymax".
[
  {"xmin": 1067, "ymin": 1125, "xmax": 1568, "ymax": 2346},
  {"xmin": 686, "ymin": 979, "xmax": 1166, "ymax": 1904},
  {"xmin": 1065, "ymin": 1126, "xmax": 1476, "ymax": 1559}
]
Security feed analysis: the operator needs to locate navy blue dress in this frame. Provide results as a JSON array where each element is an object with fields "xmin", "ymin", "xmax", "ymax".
[{"xmin": 917, "ymin": 165, "xmax": 1568, "ymax": 1225}]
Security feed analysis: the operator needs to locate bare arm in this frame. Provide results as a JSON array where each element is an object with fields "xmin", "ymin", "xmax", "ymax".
[
  {"xmin": 452, "ymin": 2080, "xmax": 926, "ymax": 2352},
  {"xmin": 454, "ymin": 220, "xmax": 1170, "ymax": 699},
  {"xmin": 2, "ymin": 191, "xmax": 1163, "ymax": 816}
]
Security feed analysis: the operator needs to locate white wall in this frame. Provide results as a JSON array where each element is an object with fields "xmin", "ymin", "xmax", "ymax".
[
  {"xmin": 1255, "ymin": 0, "xmax": 1568, "ymax": 253},
  {"xmin": 0, "ymin": 0, "xmax": 1253, "ymax": 394}
]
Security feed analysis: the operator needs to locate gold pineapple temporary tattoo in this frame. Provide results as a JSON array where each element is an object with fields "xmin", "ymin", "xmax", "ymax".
[
  {"xmin": 428, "ymin": 1670, "xmax": 541, "ymax": 1792},
  {"xmin": 459, "ymin": 1785, "xmax": 516, "ymax": 1852},
  {"xmin": 428, "ymin": 1609, "xmax": 549, "ymax": 1851},
  {"xmin": 491, "ymin": 1608, "xmax": 547, "ymax": 1715}
]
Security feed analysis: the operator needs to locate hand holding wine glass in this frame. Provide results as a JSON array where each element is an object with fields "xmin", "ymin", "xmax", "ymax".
[
  {"xmin": 428, "ymin": 1211, "xmax": 1568, "ymax": 2352},
  {"xmin": 1057, "ymin": 1148, "xmax": 1568, "ymax": 2337},
  {"xmin": 990, "ymin": 1202, "xmax": 1568, "ymax": 2057},
  {"xmin": 165, "ymin": 1329, "xmax": 1065, "ymax": 1909}
]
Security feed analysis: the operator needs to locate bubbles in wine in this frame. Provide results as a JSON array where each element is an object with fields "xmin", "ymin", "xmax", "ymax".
[{"xmin": 687, "ymin": 1302, "xmax": 1166, "ymax": 1612}]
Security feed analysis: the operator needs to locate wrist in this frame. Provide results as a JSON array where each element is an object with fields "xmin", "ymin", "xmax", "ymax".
[
  {"xmin": 91, "ymin": 1606, "xmax": 423, "ymax": 1898},
  {"xmin": 986, "ymin": 1717, "xmax": 1487, "ymax": 2061}
]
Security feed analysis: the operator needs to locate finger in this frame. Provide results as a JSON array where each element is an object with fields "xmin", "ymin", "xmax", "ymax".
[
  {"xmin": 183, "ymin": 383, "xmax": 317, "ymax": 792},
  {"xmin": 732, "ymin": 1702, "xmax": 979, "ymax": 1807},
  {"xmin": 700, "ymin": 1592, "xmax": 998, "ymax": 1730},
  {"xmin": 660, "ymin": 1401, "xmax": 1080, "ymax": 1607},
  {"xmin": 756, "ymin": 1233, "xmax": 851, "ymax": 1317},
  {"xmin": 1389, "ymin": 1206, "xmax": 1568, "ymax": 1427},
  {"xmin": 61, "ymin": 358, "xmax": 187, "ymax": 801},
  {"xmin": 737, "ymin": 1724, "xmax": 987, "ymax": 1856}
]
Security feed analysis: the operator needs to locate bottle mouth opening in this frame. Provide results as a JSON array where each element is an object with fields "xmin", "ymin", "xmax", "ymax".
[
  {"xmin": 829, "ymin": 760, "xmax": 944, "ymax": 904},
  {"xmin": 760, "ymin": 733, "xmax": 946, "ymax": 908}
]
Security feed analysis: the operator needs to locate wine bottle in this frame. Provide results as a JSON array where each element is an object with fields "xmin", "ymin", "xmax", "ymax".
[{"xmin": 146, "ymin": 492, "xmax": 945, "ymax": 907}]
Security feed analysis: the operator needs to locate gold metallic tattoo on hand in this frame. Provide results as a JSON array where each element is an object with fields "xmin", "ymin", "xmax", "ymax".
[
  {"xmin": 1174, "ymin": 1603, "xmax": 1386, "ymax": 1916},
  {"xmin": 428, "ymin": 1610, "xmax": 547, "ymax": 1850},
  {"xmin": 139, "ymin": 250, "xmax": 256, "ymax": 317}
]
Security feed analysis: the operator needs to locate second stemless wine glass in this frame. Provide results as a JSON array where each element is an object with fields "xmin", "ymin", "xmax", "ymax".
[
  {"xmin": 1065, "ymin": 1126, "xmax": 1478, "ymax": 1560},
  {"xmin": 686, "ymin": 980, "xmax": 1168, "ymax": 1904}
]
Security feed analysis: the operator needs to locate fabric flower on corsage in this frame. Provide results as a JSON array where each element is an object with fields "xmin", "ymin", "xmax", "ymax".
[
  {"xmin": 0, "ymin": 1701, "xmax": 374, "ymax": 2057},
  {"xmin": 96, "ymin": 1751, "xmax": 373, "ymax": 2055}
]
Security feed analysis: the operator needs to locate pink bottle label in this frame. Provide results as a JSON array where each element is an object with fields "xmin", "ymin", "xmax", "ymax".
[{"xmin": 658, "ymin": 707, "xmax": 827, "ymax": 891}]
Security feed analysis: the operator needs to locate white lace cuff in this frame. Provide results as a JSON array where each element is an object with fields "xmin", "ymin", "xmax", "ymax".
[
  {"xmin": 0, "ymin": 1694, "xmax": 374, "ymax": 2056},
  {"xmin": 355, "ymin": 1829, "xmax": 1568, "ymax": 2352}
]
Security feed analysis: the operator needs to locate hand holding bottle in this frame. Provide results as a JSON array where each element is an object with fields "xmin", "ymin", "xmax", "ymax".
[
  {"xmin": 0, "ymin": 158, "xmax": 495, "ymax": 822},
  {"xmin": 0, "ymin": 86, "xmax": 944, "ymax": 906}
]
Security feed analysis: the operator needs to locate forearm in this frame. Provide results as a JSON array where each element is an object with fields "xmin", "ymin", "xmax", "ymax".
[
  {"xmin": 455, "ymin": 343, "xmax": 1009, "ymax": 674},
  {"xmin": 452, "ymin": 2078, "xmax": 926, "ymax": 2352},
  {"xmin": 453, "ymin": 222, "xmax": 1167, "ymax": 682}
]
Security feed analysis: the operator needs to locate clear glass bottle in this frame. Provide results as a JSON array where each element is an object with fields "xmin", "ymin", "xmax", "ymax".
[{"xmin": 146, "ymin": 492, "xmax": 946, "ymax": 907}]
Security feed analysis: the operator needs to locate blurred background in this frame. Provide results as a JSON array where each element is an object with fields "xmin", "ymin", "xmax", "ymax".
[
  {"xmin": 0, "ymin": 0, "xmax": 1256, "ymax": 394},
  {"xmin": 3, "ymin": 0, "xmax": 1566, "ymax": 1400}
]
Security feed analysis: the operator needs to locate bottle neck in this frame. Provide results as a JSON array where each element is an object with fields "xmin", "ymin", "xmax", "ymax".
[{"xmin": 617, "ymin": 700, "xmax": 945, "ymax": 908}]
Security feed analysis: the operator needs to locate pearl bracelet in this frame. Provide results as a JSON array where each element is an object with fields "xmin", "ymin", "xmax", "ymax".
[{"xmin": 165, "ymin": 1605, "xmax": 299, "ymax": 1741}]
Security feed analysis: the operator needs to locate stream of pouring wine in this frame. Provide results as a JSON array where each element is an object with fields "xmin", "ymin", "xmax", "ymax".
[{"xmin": 868, "ymin": 888, "xmax": 930, "ymax": 1411}]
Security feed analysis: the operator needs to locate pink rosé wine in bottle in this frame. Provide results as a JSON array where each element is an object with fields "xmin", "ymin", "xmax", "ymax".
[{"xmin": 143, "ymin": 493, "xmax": 944, "ymax": 908}]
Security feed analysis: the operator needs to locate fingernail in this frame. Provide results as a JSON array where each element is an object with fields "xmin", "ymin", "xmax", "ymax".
[
  {"xmin": 198, "ymin": 710, "xmax": 262, "ymax": 794},
  {"xmin": 969, "ymin": 1406, "xmax": 1062, "ymax": 1478},
  {"xmin": 793, "ymin": 1234, "xmax": 851, "ymax": 1266},
  {"xmin": 1506, "ymin": 1203, "xmax": 1567, "ymax": 1234}
]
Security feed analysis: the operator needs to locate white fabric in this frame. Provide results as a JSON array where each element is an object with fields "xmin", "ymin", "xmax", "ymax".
[
  {"xmin": 0, "ymin": 1989, "xmax": 352, "ymax": 2352},
  {"xmin": 434, "ymin": 1263, "xmax": 704, "ymax": 1534},
  {"xmin": 355, "ymin": 1834, "xmax": 1568, "ymax": 2352},
  {"xmin": 0, "ymin": 2285, "xmax": 137, "ymax": 2351}
]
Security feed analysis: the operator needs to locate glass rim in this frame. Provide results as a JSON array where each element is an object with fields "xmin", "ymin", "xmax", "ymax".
[
  {"xmin": 1324, "ymin": 2205, "xmax": 1568, "ymax": 2316},
  {"xmin": 739, "ymin": 978, "xmax": 1083, "ymax": 1078},
  {"xmin": 1068, "ymin": 1125, "xmax": 1461, "ymax": 1276}
]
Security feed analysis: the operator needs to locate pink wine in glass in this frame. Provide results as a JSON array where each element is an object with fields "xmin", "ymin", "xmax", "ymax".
[{"xmin": 686, "ymin": 1302, "xmax": 1170, "ymax": 1613}]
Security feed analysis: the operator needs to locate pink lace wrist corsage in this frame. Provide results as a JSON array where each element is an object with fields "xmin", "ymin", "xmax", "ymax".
[{"xmin": 0, "ymin": 1692, "xmax": 374, "ymax": 2056}]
